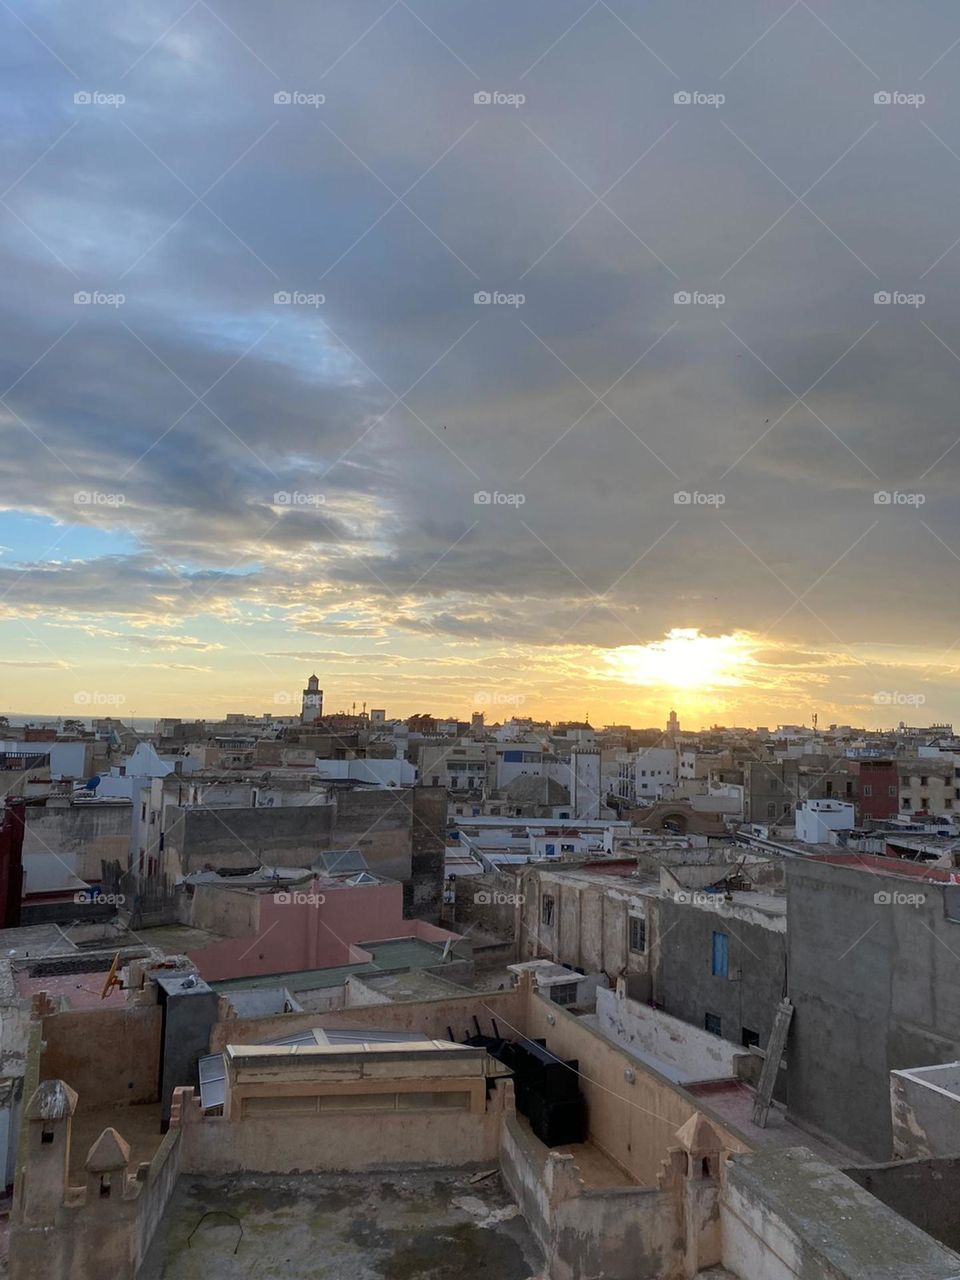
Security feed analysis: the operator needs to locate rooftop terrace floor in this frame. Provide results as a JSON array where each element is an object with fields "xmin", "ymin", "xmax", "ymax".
[{"xmin": 140, "ymin": 1169, "xmax": 543, "ymax": 1280}]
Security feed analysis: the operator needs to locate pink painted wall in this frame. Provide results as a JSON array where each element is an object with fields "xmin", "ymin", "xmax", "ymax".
[{"xmin": 187, "ymin": 879, "xmax": 460, "ymax": 982}]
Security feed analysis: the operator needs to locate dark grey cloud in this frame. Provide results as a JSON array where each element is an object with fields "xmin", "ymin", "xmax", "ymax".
[{"xmin": 4, "ymin": 0, "xmax": 960, "ymax": 714}]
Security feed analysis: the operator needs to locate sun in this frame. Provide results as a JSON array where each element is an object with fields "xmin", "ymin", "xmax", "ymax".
[{"xmin": 604, "ymin": 629, "xmax": 757, "ymax": 692}]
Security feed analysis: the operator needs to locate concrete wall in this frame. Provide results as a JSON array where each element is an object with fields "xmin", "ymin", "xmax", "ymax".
[
  {"xmin": 596, "ymin": 984, "xmax": 747, "ymax": 1083},
  {"xmin": 722, "ymin": 1147, "xmax": 960, "ymax": 1279},
  {"xmin": 787, "ymin": 859, "xmax": 960, "ymax": 1161},
  {"xmin": 499, "ymin": 1115, "xmax": 681, "ymax": 1280},
  {"xmin": 24, "ymin": 804, "xmax": 131, "ymax": 881},
  {"xmin": 162, "ymin": 803, "xmax": 335, "ymax": 878},
  {"xmin": 656, "ymin": 894, "xmax": 786, "ymax": 1054},
  {"xmin": 517, "ymin": 868, "xmax": 658, "ymax": 985},
  {"xmin": 176, "ymin": 1078, "xmax": 508, "ymax": 1174},
  {"xmin": 134, "ymin": 1129, "xmax": 182, "ymax": 1267},
  {"xmin": 39, "ymin": 1006, "xmax": 161, "ymax": 1105},
  {"xmin": 451, "ymin": 870, "xmax": 521, "ymax": 940},
  {"xmin": 208, "ymin": 984, "xmax": 526, "ymax": 1054},
  {"xmin": 890, "ymin": 1064, "xmax": 960, "ymax": 1159},
  {"xmin": 525, "ymin": 992, "xmax": 748, "ymax": 1187},
  {"xmin": 845, "ymin": 1155, "xmax": 960, "ymax": 1253}
]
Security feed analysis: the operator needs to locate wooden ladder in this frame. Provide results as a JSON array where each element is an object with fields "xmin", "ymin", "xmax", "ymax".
[{"xmin": 751, "ymin": 998, "xmax": 793, "ymax": 1128}]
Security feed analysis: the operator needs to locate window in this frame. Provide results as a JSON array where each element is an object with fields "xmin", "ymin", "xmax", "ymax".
[
  {"xmin": 545, "ymin": 843, "xmax": 556, "ymax": 856},
  {"xmin": 40, "ymin": 1128, "xmax": 54, "ymax": 1145},
  {"xmin": 863, "ymin": 785, "xmax": 872, "ymax": 797},
  {"xmin": 541, "ymin": 895, "xmax": 555, "ymax": 926},
  {"xmin": 712, "ymin": 931, "xmax": 729, "ymax": 978},
  {"xmin": 551, "ymin": 981, "xmax": 578, "ymax": 1007},
  {"xmin": 903, "ymin": 797, "xmax": 912, "ymax": 809},
  {"xmin": 921, "ymin": 776, "xmax": 929, "ymax": 786},
  {"xmin": 889, "ymin": 786, "xmax": 897, "ymax": 797},
  {"xmin": 766, "ymin": 802, "xmax": 776, "ymax": 818},
  {"xmin": 741, "ymin": 1027, "xmax": 760, "ymax": 1049},
  {"xmin": 705, "ymin": 1012, "xmax": 722, "ymax": 1036},
  {"xmin": 629, "ymin": 916, "xmax": 646, "ymax": 954}
]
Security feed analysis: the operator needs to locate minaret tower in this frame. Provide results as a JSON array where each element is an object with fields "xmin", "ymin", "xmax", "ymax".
[{"xmin": 301, "ymin": 674, "xmax": 323, "ymax": 725}]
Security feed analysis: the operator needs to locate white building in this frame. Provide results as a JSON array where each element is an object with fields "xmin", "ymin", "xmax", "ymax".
[{"xmin": 795, "ymin": 798, "xmax": 855, "ymax": 844}]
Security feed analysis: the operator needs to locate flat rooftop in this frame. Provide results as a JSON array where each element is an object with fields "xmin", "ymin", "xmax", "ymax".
[
  {"xmin": 139, "ymin": 1170, "xmax": 543, "ymax": 1280},
  {"xmin": 211, "ymin": 937, "xmax": 454, "ymax": 993}
]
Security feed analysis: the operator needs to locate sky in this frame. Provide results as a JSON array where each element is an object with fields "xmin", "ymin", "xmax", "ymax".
[{"xmin": 2, "ymin": 1, "xmax": 960, "ymax": 728}]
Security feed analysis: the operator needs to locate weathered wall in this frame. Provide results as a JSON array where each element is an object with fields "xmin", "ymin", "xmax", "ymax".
[
  {"xmin": 178, "ymin": 1080, "xmax": 508, "ymax": 1174},
  {"xmin": 656, "ymin": 894, "xmax": 786, "ymax": 1053},
  {"xmin": 845, "ymin": 1156, "xmax": 960, "ymax": 1253},
  {"xmin": 24, "ymin": 804, "xmax": 131, "ymax": 880},
  {"xmin": 722, "ymin": 1147, "xmax": 960, "ymax": 1279},
  {"xmin": 787, "ymin": 859, "xmax": 960, "ymax": 1161},
  {"xmin": 525, "ymin": 992, "xmax": 748, "ymax": 1186},
  {"xmin": 890, "ymin": 1065, "xmax": 960, "ymax": 1159},
  {"xmin": 517, "ymin": 868, "xmax": 659, "ymax": 985},
  {"xmin": 188, "ymin": 882, "xmax": 260, "ymax": 938},
  {"xmin": 208, "ymin": 985, "xmax": 526, "ymax": 1054},
  {"xmin": 163, "ymin": 803, "xmax": 336, "ymax": 878},
  {"xmin": 39, "ymin": 1006, "xmax": 161, "ymax": 1105},
  {"xmin": 134, "ymin": 1129, "xmax": 182, "ymax": 1267},
  {"xmin": 452, "ymin": 870, "xmax": 521, "ymax": 940},
  {"xmin": 499, "ymin": 1114, "xmax": 681, "ymax": 1280},
  {"xmin": 596, "ymin": 985, "xmax": 747, "ymax": 1083}
]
